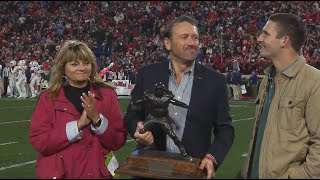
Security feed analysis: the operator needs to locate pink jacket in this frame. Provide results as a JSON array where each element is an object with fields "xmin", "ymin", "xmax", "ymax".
[{"xmin": 29, "ymin": 86, "xmax": 127, "ymax": 179}]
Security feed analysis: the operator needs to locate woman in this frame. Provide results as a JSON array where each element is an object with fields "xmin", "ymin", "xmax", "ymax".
[{"xmin": 29, "ymin": 40, "xmax": 127, "ymax": 179}]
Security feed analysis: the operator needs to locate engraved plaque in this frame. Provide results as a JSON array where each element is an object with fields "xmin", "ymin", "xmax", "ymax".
[
  {"xmin": 115, "ymin": 150, "xmax": 206, "ymax": 179},
  {"xmin": 148, "ymin": 160, "xmax": 173, "ymax": 173}
]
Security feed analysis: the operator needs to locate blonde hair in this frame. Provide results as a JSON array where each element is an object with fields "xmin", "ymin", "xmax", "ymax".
[{"xmin": 47, "ymin": 40, "xmax": 113, "ymax": 98}]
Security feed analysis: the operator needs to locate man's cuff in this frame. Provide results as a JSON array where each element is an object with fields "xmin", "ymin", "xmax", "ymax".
[
  {"xmin": 90, "ymin": 114, "xmax": 108, "ymax": 135},
  {"xmin": 66, "ymin": 121, "xmax": 83, "ymax": 142},
  {"xmin": 205, "ymin": 153, "xmax": 218, "ymax": 167}
]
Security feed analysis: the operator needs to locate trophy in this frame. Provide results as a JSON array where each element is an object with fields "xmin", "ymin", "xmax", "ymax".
[{"xmin": 115, "ymin": 82, "xmax": 206, "ymax": 179}]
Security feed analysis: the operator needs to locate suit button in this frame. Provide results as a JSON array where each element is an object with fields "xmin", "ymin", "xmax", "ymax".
[{"xmin": 288, "ymin": 101, "xmax": 292, "ymax": 105}]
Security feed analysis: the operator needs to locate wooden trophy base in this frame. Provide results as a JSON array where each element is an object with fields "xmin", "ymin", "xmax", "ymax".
[{"xmin": 115, "ymin": 150, "xmax": 206, "ymax": 179}]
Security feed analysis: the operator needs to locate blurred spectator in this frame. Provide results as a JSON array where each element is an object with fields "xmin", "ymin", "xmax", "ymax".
[
  {"xmin": 248, "ymin": 70, "xmax": 258, "ymax": 100},
  {"xmin": 0, "ymin": 1, "xmax": 319, "ymax": 80}
]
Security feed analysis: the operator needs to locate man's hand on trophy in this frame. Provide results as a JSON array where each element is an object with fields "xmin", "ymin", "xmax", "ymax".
[
  {"xmin": 134, "ymin": 121, "xmax": 154, "ymax": 145},
  {"xmin": 199, "ymin": 154, "xmax": 216, "ymax": 179}
]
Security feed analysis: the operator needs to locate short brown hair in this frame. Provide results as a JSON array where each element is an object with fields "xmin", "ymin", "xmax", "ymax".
[
  {"xmin": 269, "ymin": 13, "xmax": 307, "ymax": 53},
  {"xmin": 162, "ymin": 15, "xmax": 198, "ymax": 39}
]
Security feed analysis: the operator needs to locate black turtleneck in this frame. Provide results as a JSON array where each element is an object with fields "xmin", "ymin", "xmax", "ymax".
[{"xmin": 64, "ymin": 83, "xmax": 91, "ymax": 114}]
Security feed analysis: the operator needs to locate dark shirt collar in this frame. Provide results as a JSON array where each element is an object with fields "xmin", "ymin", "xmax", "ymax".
[{"xmin": 64, "ymin": 83, "xmax": 90, "ymax": 114}]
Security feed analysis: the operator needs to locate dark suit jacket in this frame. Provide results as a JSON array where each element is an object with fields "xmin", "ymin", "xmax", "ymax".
[{"xmin": 124, "ymin": 60, "xmax": 234, "ymax": 169}]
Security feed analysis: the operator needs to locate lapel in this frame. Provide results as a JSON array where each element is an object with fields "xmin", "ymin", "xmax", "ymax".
[
  {"xmin": 189, "ymin": 62, "xmax": 206, "ymax": 112},
  {"xmin": 183, "ymin": 62, "xmax": 207, "ymax": 138},
  {"xmin": 54, "ymin": 88, "xmax": 81, "ymax": 117},
  {"xmin": 157, "ymin": 60, "xmax": 170, "ymax": 89}
]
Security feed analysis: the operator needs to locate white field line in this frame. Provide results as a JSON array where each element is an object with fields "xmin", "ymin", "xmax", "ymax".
[
  {"xmin": 0, "ymin": 117, "xmax": 255, "ymax": 126},
  {"xmin": 241, "ymin": 153, "xmax": 248, "ymax": 157},
  {"xmin": 0, "ymin": 120, "xmax": 30, "ymax": 125},
  {"xmin": 0, "ymin": 140, "xmax": 136, "ymax": 171},
  {"xmin": 0, "ymin": 142, "xmax": 18, "ymax": 146},
  {"xmin": 230, "ymin": 105, "xmax": 248, "ymax": 107},
  {"xmin": 0, "ymin": 160, "xmax": 36, "ymax": 171},
  {"xmin": 126, "ymin": 139, "xmax": 135, "ymax": 142},
  {"xmin": 0, "ymin": 106, "xmax": 35, "ymax": 110},
  {"xmin": 233, "ymin": 117, "xmax": 255, "ymax": 122},
  {"xmin": 0, "ymin": 100, "xmax": 252, "ymax": 110}
]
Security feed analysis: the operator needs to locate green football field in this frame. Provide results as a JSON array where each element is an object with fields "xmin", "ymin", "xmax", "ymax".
[{"xmin": 0, "ymin": 97, "xmax": 255, "ymax": 179}]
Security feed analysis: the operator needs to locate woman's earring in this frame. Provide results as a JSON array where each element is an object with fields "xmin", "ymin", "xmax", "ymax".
[{"xmin": 63, "ymin": 75, "xmax": 69, "ymax": 86}]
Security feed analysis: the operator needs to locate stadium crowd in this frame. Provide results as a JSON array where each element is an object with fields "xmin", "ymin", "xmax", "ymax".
[{"xmin": 0, "ymin": 1, "xmax": 319, "ymax": 98}]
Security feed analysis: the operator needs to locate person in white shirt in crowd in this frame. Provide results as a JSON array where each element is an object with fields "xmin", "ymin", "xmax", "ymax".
[
  {"xmin": 15, "ymin": 60, "xmax": 28, "ymax": 98},
  {"xmin": 30, "ymin": 61, "xmax": 42, "ymax": 98},
  {"xmin": 8, "ymin": 60, "xmax": 17, "ymax": 98},
  {"xmin": 117, "ymin": 68, "xmax": 125, "ymax": 80}
]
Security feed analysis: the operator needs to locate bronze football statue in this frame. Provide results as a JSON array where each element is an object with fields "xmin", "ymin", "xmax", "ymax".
[{"xmin": 131, "ymin": 82, "xmax": 191, "ymax": 160}]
